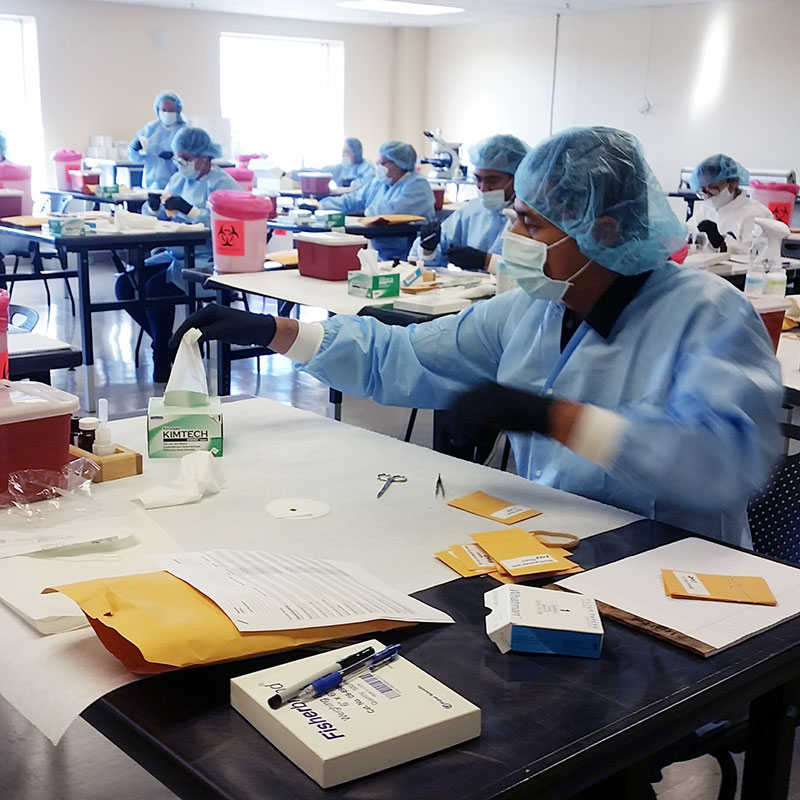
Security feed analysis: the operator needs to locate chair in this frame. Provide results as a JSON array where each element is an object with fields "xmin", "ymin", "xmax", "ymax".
[
  {"xmin": 648, "ymin": 422, "xmax": 800, "ymax": 800},
  {"xmin": 1, "ymin": 242, "xmax": 76, "ymax": 316},
  {"xmin": 8, "ymin": 303, "xmax": 39, "ymax": 331}
]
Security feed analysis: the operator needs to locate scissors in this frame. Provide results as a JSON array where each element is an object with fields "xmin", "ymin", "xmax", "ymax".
[{"xmin": 377, "ymin": 473, "xmax": 407, "ymax": 499}]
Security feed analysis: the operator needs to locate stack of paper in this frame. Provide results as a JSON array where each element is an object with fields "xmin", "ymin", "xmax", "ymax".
[{"xmin": 436, "ymin": 528, "xmax": 582, "ymax": 583}]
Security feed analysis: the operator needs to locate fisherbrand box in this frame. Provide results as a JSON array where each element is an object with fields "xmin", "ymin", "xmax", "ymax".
[
  {"xmin": 484, "ymin": 584, "xmax": 603, "ymax": 658},
  {"xmin": 147, "ymin": 397, "xmax": 223, "ymax": 458}
]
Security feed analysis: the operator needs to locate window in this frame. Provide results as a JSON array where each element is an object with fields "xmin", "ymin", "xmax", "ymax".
[
  {"xmin": 0, "ymin": 15, "xmax": 45, "ymax": 192},
  {"xmin": 220, "ymin": 32, "xmax": 344, "ymax": 171}
]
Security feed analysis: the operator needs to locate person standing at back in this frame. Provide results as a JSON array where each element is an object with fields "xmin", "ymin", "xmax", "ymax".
[{"xmin": 128, "ymin": 90, "xmax": 187, "ymax": 190}]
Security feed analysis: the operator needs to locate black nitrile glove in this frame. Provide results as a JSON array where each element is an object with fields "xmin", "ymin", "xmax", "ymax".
[
  {"xmin": 132, "ymin": 139, "xmax": 143, "ymax": 152},
  {"xmin": 158, "ymin": 150, "xmax": 174, "ymax": 160},
  {"xmin": 147, "ymin": 193, "xmax": 161, "ymax": 211},
  {"xmin": 170, "ymin": 304, "xmax": 277, "ymax": 349},
  {"xmin": 340, "ymin": 178, "xmax": 354, "ymax": 188},
  {"xmin": 419, "ymin": 220, "xmax": 441, "ymax": 251},
  {"xmin": 164, "ymin": 195, "xmax": 193, "ymax": 215},
  {"xmin": 446, "ymin": 245, "xmax": 489, "ymax": 271},
  {"xmin": 448, "ymin": 382, "xmax": 553, "ymax": 442},
  {"xmin": 697, "ymin": 220, "xmax": 727, "ymax": 251},
  {"xmin": 297, "ymin": 202, "xmax": 318, "ymax": 212}
]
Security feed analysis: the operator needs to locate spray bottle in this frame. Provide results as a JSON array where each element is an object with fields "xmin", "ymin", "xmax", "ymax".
[
  {"xmin": 755, "ymin": 217, "xmax": 791, "ymax": 297},
  {"xmin": 0, "ymin": 288, "xmax": 9, "ymax": 380}
]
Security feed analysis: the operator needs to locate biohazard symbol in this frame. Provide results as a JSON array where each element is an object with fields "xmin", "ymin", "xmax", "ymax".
[
  {"xmin": 214, "ymin": 219, "xmax": 245, "ymax": 256},
  {"xmin": 768, "ymin": 202, "xmax": 792, "ymax": 225}
]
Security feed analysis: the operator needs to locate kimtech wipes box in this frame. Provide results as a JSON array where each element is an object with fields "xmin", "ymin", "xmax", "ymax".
[
  {"xmin": 484, "ymin": 584, "xmax": 603, "ymax": 658},
  {"xmin": 147, "ymin": 396, "xmax": 223, "ymax": 457}
]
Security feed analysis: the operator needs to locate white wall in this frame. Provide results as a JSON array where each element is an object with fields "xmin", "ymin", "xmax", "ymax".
[
  {"xmin": 426, "ymin": 0, "xmax": 800, "ymax": 191},
  {"xmin": 0, "ymin": 0, "xmax": 401, "ymax": 177}
]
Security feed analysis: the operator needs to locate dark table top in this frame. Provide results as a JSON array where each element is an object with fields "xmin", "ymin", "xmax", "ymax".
[
  {"xmin": 0, "ymin": 223, "xmax": 209, "ymax": 250},
  {"xmin": 82, "ymin": 519, "xmax": 800, "ymax": 800},
  {"xmin": 268, "ymin": 219, "xmax": 424, "ymax": 240}
]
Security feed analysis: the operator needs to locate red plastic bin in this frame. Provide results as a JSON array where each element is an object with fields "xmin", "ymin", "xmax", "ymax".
[
  {"xmin": 298, "ymin": 172, "xmax": 333, "ymax": 196},
  {"xmin": 295, "ymin": 232, "xmax": 368, "ymax": 281},
  {"xmin": 749, "ymin": 296, "xmax": 790, "ymax": 353},
  {"xmin": 0, "ymin": 381, "xmax": 80, "ymax": 497}
]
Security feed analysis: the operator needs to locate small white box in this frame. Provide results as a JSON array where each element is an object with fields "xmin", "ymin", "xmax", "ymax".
[
  {"xmin": 484, "ymin": 585, "xmax": 603, "ymax": 658},
  {"xmin": 393, "ymin": 291, "xmax": 470, "ymax": 315},
  {"xmin": 147, "ymin": 396, "xmax": 223, "ymax": 458},
  {"xmin": 231, "ymin": 639, "xmax": 481, "ymax": 788}
]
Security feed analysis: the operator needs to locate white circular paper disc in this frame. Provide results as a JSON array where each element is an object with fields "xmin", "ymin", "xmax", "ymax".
[{"xmin": 266, "ymin": 497, "xmax": 330, "ymax": 520}]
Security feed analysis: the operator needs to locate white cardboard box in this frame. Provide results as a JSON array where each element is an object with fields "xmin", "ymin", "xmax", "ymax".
[
  {"xmin": 484, "ymin": 585, "xmax": 604, "ymax": 658},
  {"xmin": 230, "ymin": 639, "xmax": 481, "ymax": 787}
]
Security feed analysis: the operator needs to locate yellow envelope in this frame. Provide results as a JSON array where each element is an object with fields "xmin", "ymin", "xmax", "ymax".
[
  {"xmin": 470, "ymin": 528, "xmax": 578, "ymax": 577},
  {"xmin": 448, "ymin": 491, "xmax": 542, "ymax": 525},
  {"xmin": 265, "ymin": 248, "xmax": 298, "ymax": 266},
  {"xmin": 359, "ymin": 214, "xmax": 426, "ymax": 226},
  {"xmin": 488, "ymin": 563, "xmax": 584, "ymax": 584},
  {"xmin": 435, "ymin": 543, "xmax": 495, "ymax": 578},
  {"xmin": 46, "ymin": 571, "xmax": 410, "ymax": 674},
  {"xmin": 661, "ymin": 569, "xmax": 777, "ymax": 606}
]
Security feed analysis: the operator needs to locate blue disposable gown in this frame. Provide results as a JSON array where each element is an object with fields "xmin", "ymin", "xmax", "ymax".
[
  {"xmin": 299, "ymin": 263, "xmax": 782, "ymax": 546},
  {"xmin": 319, "ymin": 172, "xmax": 436, "ymax": 261},
  {"xmin": 408, "ymin": 197, "xmax": 508, "ymax": 266},
  {"xmin": 128, "ymin": 119, "xmax": 186, "ymax": 190},
  {"xmin": 143, "ymin": 165, "xmax": 241, "ymax": 292},
  {"xmin": 320, "ymin": 159, "xmax": 375, "ymax": 188}
]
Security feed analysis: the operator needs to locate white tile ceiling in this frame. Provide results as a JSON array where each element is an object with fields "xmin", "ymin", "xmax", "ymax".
[{"xmin": 92, "ymin": 0, "xmax": 718, "ymax": 27}]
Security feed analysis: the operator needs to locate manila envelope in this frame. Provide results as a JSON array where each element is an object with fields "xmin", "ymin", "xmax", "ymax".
[
  {"xmin": 661, "ymin": 569, "xmax": 777, "ymax": 606},
  {"xmin": 435, "ymin": 543, "xmax": 495, "ymax": 577},
  {"xmin": 46, "ymin": 571, "xmax": 410, "ymax": 674},
  {"xmin": 448, "ymin": 491, "xmax": 542, "ymax": 525},
  {"xmin": 470, "ymin": 528, "xmax": 578, "ymax": 577}
]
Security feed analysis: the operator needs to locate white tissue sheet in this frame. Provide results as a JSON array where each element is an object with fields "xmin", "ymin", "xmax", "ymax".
[
  {"xmin": 135, "ymin": 451, "xmax": 226, "ymax": 509},
  {"xmin": 164, "ymin": 328, "xmax": 209, "ymax": 407}
]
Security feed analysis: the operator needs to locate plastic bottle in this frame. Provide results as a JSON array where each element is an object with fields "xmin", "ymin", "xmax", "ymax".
[
  {"xmin": 92, "ymin": 398, "xmax": 116, "ymax": 456},
  {"xmin": 0, "ymin": 288, "xmax": 8, "ymax": 380},
  {"xmin": 765, "ymin": 265, "xmax": 787, "ymax": 297},
  {"xmin": 744, "ymin": 262, "xmax": 766, "ymax": 298},
  {"xmin": 77, "ymin": 416, "xmax": 100, "ymax": 452}
]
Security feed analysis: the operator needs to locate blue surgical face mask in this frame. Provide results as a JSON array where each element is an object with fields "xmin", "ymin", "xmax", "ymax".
[
  {"xmin": 375, "ymin": 163, "xmax": 389, "ymax": 182},
  {"xmin": 176, "ymin": 158, "xmax": 199, "ymax": 179},
  {"xmin": 159, "ymin": 110, "xmax": 178, "ymax": 127},
  {"xmin": 501, "ymin": 230, "xmax": 590, "ymax": 302}
]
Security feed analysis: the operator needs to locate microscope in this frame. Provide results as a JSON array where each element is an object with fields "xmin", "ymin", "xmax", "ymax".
[{"xmin": 420, "ymin": 129, "xmax": 464, "ymax": 180}]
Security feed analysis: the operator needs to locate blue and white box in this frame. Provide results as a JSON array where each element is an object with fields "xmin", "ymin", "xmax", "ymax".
[{"xmin": 484, "ymin": 585, "xmax": 604, "ymax": 658}]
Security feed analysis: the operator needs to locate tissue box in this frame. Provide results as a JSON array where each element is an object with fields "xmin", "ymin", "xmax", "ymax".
[
  {"xmin": 484, "ymin": 585, "xmax": 604, "ymax": 658},
  {"xmin": 147, "ymin": 397, "xmax": 223, "ymax": 458},
  {"xmin": 47, "ymin": 214, "xmax": 86, "ymax": 236},
  {"xmin": 347, "ymin": 270, "xmax": 400, "ymax": 298}
]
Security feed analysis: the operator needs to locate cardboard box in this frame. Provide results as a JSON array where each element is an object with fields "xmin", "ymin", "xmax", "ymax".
[
  {"xmin": 147, "ymin": 397, "xmax": 223, "ymax": 458},
  {"xmin": 484, "ymin": 584, "xmax": 603, "ymax": 658},
  {"xmin": 231, "ymin": 639, "xmax": 481, "ymax": 788},
  {"xmin": 347, "ymin": 271, "xmax": 400, "ymax": 298}
]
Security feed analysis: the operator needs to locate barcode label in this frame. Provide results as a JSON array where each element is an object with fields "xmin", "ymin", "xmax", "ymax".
[{"xmin": 359, "ymin": 671, "xmax": 400, "ymax": 698}]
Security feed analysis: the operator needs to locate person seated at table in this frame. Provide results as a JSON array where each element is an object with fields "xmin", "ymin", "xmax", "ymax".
[
  {"xmin": 128, "ymin": 90, "xmax": 187, "ymax": 190},
  {"xmin": 116, "ymin": 126, "xmax": 241, "ymax": 383},
  {"xmin": 317, "ymin": 140, "xmax": 435, "ymax": 262},
  {"xmin": 688, "ymin": 153, "xmax": 773, "ymax": 255},
  {"xmin": 174, "ymin": 126, "xmax": 782, "ymax": 547},
  {"xmin": 409, "ymin": 133, "xmax": 528, "ymax": 271},
  {"xmin": 320, "ymin": 137, "xmax": 375, "ymax": 189}
]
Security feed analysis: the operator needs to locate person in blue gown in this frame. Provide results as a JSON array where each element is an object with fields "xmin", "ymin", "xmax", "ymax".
[
  {"xmin": 174, "ymin": 126, "xmax": 782, "ymax": 546},
  {"xmin": 128, "ymin": 90, "xmax": 187, "ymax": 190},
  {"xmin": 409, "ymin": 134, "xmax": 528, "ymax": 270},
  {"xmin": 318, "ymin": 140, "xmax": 435, "ymax": 261},
  {"xmin": 116, "ymin": 126, "xmax": 240, "ymax": 382},
  {"xmin": 319, "ymin": 137, "xmax": 375, "ymax": 188}
]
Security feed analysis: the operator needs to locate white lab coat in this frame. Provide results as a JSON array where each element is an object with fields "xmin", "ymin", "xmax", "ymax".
[{"xmin": 689, "ymin": 192, "xmax": 773, "ymax": 255}]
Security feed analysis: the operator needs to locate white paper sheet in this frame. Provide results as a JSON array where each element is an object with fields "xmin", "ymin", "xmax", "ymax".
[
  {"xmin": 0, "ymin": 525, "xmax": 120, "ymax": 559},
  {"xmin": 556, "ymin": 537, "xmax": 800, "ymax": 652},
  {"xmin": 0, "ymin": 511, "xmax": 181, "ymax": 634},
  {"xmin": 152, "ymin": 550, "xmax": 455, "ymax": 631}
]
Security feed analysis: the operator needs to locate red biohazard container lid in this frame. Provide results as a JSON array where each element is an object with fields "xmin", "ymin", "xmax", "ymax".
[
  {"xmin": 52, "ymin": 149, "xmax": 83, "ymax": 161},
  {"xmin": 208, "ymin": 190, "xmax": 270, "ymax": 220},
  {"xmin": 0, "ymin": 163, "xmax": 31, "ymax": 180}
]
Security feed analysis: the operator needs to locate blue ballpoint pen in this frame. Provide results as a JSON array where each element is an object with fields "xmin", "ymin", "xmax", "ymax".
[{"xmin": 295, "ymin": 644, "xmax": 402, "ymax": 701}]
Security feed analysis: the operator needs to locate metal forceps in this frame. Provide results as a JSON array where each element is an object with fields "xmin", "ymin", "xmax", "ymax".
[{"xmin": 377, "ymin": 473, "xmax": 407, "ymax": 499}]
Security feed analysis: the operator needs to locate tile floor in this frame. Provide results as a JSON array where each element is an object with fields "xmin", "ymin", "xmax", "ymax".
[{"xmin": 3, "ymin": 252, "xmax": 799, "ymax": 800}]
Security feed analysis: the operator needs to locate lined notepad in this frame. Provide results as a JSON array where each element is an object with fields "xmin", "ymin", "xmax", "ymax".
[{"xmin": 556, "ymin": 537, "xmax": 800, "ymax": 655}]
